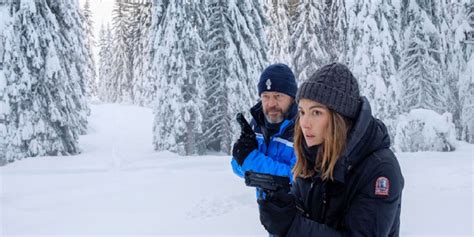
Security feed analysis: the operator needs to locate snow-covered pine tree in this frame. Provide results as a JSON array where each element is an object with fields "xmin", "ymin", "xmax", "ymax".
[
  {"xmin": 202, "ymin": 0, "xmax": 231, "ymax": 153},
  {"xmin": 202, "ymin": 0, "xmax": 268, "ymax": 153},
  {"xmin": 153, "ymin": 0, "xmax": 204, "ymax": 155},
  {"xmin": 442, "ymin": 0, "xmax": 472, "ymax": 139},
  {"xmin": 0, "ymin": 2, "xmax": 10, "ymax": 165},
  {"xmin": 141, "ymin": 0, "xmax": 167, "ymax": 109},
  {"xmin": 264, "ymin": 0, "xmax": 292, "ymax": 65},
  {"xmin": 82, "ymin": 0, "xmax": 98, "ymax": 99},
  {"xmin": 98, "ymin": 24, "xmax": 115, "ymax": 102},
  {"xmin": 0, "ymin": 48, "xmax": 6, "ymax": 164},
  {"xmin": 152, "ymin": 0, "xmax": 206, "ymax": 155},
  {"xmin": 237, "ymin": 0, "xmax": 268, "ymax": 93},
  {"xmin": 2, "ymin": 0, "xmax": 89, "ymax": 161},
  {"xmin": 459, "ymin": 1, "xmax": 474, "ymax": 142},
  {"xmin": 346, "ymin": 0, "xmax": 401, "ymax": 121},
  {"xmin": 107, "ymin": 0, "xmax": 133, "ymax": 103},
  {"xmin": 398, "ymin": 0, "xmax": 449, "ymax": 114},
  {"xmin": 459, "ymin": 53, "xmax": 474, "ymax": 143},
  {"xmin": 0, "ymin": 65, "xmax": 5, "ymax": 164},
  {"xmin": 290, "ymin": 0, "xmax": 330, "ymax": 81},
  {"xmin": 49, "ymin": 0, "xmax": 90, "ymax": 135},
  {"xmin": 181, "ymin": 0, "xmax": 207, "ymax": 155},
  {"xmin": 130, "ymin": 0, "xmax": 153, "ymax": 107},
  {"xmin": 322, "ymin": 0, "xmax": 347, "ymax": 62}
]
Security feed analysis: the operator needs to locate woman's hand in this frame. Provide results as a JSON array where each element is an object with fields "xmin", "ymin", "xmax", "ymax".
[{"xmin": 257, "ymin": 190, "xmax": 297, "ymax": 235}]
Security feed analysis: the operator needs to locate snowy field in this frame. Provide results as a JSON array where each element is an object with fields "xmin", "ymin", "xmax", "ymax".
[{"xmin": 1, "ymin": 104, "xmax": 472, "ymax": 236}]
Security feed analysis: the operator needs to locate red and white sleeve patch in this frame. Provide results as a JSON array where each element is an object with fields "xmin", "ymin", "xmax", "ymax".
[{"xmin": 374, "ymin": 176, "xmax": 390, "ymax": 197}]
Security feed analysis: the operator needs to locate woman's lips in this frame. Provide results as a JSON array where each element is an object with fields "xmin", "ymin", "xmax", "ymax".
[{"xmin": 305, "ymin": 135, "xmax": 315, "ymax": 139}]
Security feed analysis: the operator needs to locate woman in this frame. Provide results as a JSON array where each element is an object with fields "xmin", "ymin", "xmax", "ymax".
[{"xmin": 258, "ymin": 63, "xmax": 404, "ymax": 236}]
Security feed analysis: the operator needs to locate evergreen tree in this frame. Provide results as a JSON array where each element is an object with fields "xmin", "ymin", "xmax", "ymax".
[
  {"xmin": 145, "ymin": 0, "xmax": 168, "ymax": 106},
  {"xmin": 82, "ymin": 0, "xmax": 98, "ymax": 99},
  {"xmin": 202, "ymin": 0, "xmax": 267, "ymax": 153},
  {"xmin": 1, "ymin": 0, "xmax": 89, "ymax": 161},
  {"xmin": 98, "ymin": 24, "xmax": 114, "ymax": 102},
  {"xmin": 130, "ymin": 0, "xmax": 153, "ymax": 107},
  {"xmin": 399, "ymin": 0, "xmax": 448, "ymax": 114},
  {"xmin": 291, "ymin": 0, "xmax": 330, "ymax": 81},
  {"xmin": 346, "ymin": 0, "xmax": 401, "ymax": 120},
  {"xmin": 107, "ymin": 0, "xmax": 133, "ymax": 103},
  {"xmin": 323, "ymin": 0, "xmax": 348, "ymax": 62},
  {"xmin": 0, "ymin": 5, "xmax": 9, "ymax": 165},
  {"xmin": 264, "ymin": 0, "xmax": 292, "ymax": 65},
  {"xmin": 239, "ymin": 0, "xmax": 268, "ymax": 81},
  {"xmin": 0, "ymin": 62, "xmax": 6, "ymax": 165},
  {"xmin": 459, "ymin": 1, "xmax": 474, "ymax": 142},
  {"xmin": 152, "ymin": 0, "xmax": 206, "ymax": 155},
  {"xmin": 443, "ymin": 0, "xmax": 472, "ymax": 138},
  {"xmin": 50, "ymin": 0, "xmax": 91, "ymax": 135},
  {"xmin": 459, "ymin": 53, "xmax": 474, "ymax": 143}
]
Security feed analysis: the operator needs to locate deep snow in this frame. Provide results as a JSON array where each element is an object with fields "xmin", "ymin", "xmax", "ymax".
[{"xmin": 1, "ymin": 103, "xmax": 472, "ymax": 236}]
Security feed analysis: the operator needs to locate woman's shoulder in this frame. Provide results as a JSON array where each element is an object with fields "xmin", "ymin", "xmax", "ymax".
[
  {"xmin": 350, "ymin": 148, "xmax": 402, "ymax": 183},
  {"xmin": 362, "ymin": 148, "xmax": 403, "ymax": 184},
  {"xmin": 349, "ymin": 148, "xmax": 404, "ymax": 199},
  {"xmin": 369, "ymin": 148, "xmax": 399, "ymax": 168}
]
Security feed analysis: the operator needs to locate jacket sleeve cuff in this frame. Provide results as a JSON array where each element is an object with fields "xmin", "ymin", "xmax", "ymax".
[{"xmin": 230, "ymin": 157, "xmax": 245, "ymax": 178}]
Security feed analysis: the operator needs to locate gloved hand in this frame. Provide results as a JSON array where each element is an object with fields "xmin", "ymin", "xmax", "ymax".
[
  {"xmin": 232, "ymin": 136, "xmax": 258, "ymax": 166},
  {"xmin": 257, "ymin": 190, "xmax": 297, "ymax": 236},
  {"xmin": 232, "ymin": 113, "xmax": 258, "ymax": 166}
]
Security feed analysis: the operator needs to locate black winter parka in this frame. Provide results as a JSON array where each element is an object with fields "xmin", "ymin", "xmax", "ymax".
[{"xmin": 286, "ymin": 97, "xmax": 404, "ymax": 237}]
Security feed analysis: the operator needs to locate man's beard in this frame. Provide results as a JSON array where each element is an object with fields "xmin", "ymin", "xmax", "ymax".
[{"xmin": 264, "ymin": 107, "xmax": 286, "ymax": 124}]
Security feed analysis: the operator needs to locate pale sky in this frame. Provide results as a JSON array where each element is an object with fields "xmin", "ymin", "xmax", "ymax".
[{"xmin": 79, "ymin": 0, "xmax": 114, "ymax": 39}]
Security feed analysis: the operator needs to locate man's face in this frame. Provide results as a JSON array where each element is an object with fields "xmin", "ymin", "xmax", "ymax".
[{"xmin": 261, "ymin": 91, "xmax": 294, "ymax": 124}]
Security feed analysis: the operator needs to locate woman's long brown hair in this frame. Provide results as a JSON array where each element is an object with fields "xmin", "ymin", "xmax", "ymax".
[{"xmin": 292, "ymin": 109, "xmax": 351, "ymax": 181}]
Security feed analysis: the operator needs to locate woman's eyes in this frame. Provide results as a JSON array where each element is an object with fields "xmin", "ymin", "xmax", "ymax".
[{"xmin": 299, "ymin": 110, "xmax": 322, "ymax": 116}]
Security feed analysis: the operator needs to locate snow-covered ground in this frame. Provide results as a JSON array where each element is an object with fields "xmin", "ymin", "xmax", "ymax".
[{"xmin": 1, "ymin": 104, "xmax": 472, "ymax": 236}]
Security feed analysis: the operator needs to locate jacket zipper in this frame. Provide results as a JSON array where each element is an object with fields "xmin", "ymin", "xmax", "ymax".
[
  {"xmin": 305, "ymin": 181, "xmax": 315, "ymax": 218},
  {"xmin": 320, "ymin": 192, "xmax": 328, "ymax": 221}
]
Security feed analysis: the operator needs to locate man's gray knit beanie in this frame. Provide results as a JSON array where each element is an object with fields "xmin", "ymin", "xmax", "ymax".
[{"xmin": 296, "ymin": 63, "xmax": 361, "ymax": 119}]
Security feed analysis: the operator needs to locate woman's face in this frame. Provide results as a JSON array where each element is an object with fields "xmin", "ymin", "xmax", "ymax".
[{"xmin": 298, "ymin": 99, "xmax": 331, "ymax": 147}]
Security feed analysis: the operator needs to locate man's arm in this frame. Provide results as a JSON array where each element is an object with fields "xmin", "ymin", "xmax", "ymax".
[
  {"xmin": 232, "ymin": 146, "xmax": 296, "ymax": 182},
  {"xmin": 231, "ymin": 113, "xmax": 296, "ymax": 181}
]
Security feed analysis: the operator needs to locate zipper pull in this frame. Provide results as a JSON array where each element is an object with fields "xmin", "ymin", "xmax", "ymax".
[{"xmin": 320, "ymin": 192, "xmax": 328, "ymax": 221}]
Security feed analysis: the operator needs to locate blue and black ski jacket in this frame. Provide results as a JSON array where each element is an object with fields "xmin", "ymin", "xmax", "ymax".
[{"xmin": 231, "ymin": 101, "xmax": 297, "ymax": 182}]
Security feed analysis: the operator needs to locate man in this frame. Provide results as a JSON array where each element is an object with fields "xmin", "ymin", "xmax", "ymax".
[{"xmin": 231, "ymin": 63, "xmax": 298, "ymax": 182}]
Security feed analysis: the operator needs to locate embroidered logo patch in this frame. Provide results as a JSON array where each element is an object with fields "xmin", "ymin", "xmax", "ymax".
[
  {"xmin": 266, "ymin": 78, "xmax": 272, "ymax": 90},
  {"xmin": 374, "ymin": 176, "xmax": 390, "ymax": 197}
]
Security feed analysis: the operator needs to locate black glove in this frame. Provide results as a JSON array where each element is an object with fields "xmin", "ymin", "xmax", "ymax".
[
  {"xmin": 232, "ymin": 137, "xmax": 257, "ymax": 166},
  {"xmin": 257, "ymin": 190, "xmax": 297, "ymax": 236},
  {"xmin": 232, "ymin": 113, "xmax": 258, "ymax": 166}
]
